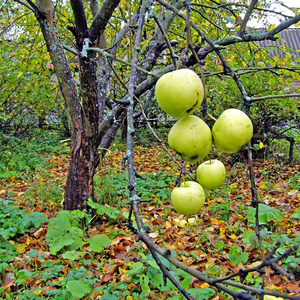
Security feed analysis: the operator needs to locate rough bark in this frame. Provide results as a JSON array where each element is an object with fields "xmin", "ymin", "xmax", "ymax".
[{"xmin": 34, "ymin": 0, "xmax": 121, "ymax": 210}]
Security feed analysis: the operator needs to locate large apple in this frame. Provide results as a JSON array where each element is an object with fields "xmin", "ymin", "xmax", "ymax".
[
  {"xmin": 168, "ymin": 115, "xmax": 212, "ymax": 164},
  {"xmin": 171, "ymin": 181, "xmax": 205, "ymax": 215},
  {"xmin": 155, "ymin": 69, "xmax": 204, "ymax": 119},
  {"xmin": 212, "ymin": 108, "xmax": 253, "ymax": 153},
  {"xmin": 196, "ymin": 159, "xmax": 226, "ymax": 190}
]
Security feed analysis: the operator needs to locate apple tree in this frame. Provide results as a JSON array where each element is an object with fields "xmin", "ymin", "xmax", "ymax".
[
  {"xmin": 4, "ymin": 0, "xmax": 298, "ymax": 210},
  {"xmin": 2, "ymin": 0, "xmax": 300, "ymax": 298}
]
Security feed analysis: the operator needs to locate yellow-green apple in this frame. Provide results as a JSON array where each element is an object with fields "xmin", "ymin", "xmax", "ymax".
[
  {"xmin": 155, "ymin": 69, "xmax": 204, "ymax": 119},
  {"xmin": 171, "ymin": 181, "xmax": 205, "ymax": 215},
  {"xmin": 168, "ymin": 115, "xmax": 212, "ymax": 164},
  {"xmin": 212, "ymin": 108, "xmax": 253, "ymax": 153},
  {"xmin": 196, "ymin": 159, "xmax": 226, "ymax": 190}
]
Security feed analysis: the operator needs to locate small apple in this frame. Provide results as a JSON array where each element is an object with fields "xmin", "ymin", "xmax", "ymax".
[
  {"xmin": 212, "ymin": 108, "xmax": 253, "ymax": 153},
  {"xmin": 197, "ymin": 159, "xmax": 226, "ymax": 190},
  {"xmin": 155, "ymin": 69, "xmax": 204, "ymax": 119},
  {"xmin": 171, "ymin": 181, "xmax": 205, "ymax": 215},
  {"xmin": 168, "ymin": 115, "xmax": 212, "ymax": 164}
]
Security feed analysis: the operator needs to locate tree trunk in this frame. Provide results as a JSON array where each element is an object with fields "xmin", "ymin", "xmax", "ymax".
[
  {"xmin": 35, "ymin": 0, "xmax": 103, "ymax": 210},
  {"xmin": 64, "ymin": 48, "xmax": 103, "ymax": 210}
]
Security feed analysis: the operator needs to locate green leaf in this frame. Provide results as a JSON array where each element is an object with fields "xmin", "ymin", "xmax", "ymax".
[
  {"xmin": 26, "ymin": 212, "xmax": 48, "ymax": 227},
  {"xmin": 240, "ymin": 252, "xmax": 249, "ymax": 264},
  {"xmin": 140, "ymin": 274, "xmax": 150, "ymax": 295},
  {"xmin": 188, "ymin": 288, "xmax": 215, "ymax": 299},
  {"xmin": 247, "ymin": 204, "xmax": 282, "ymax": 225},
  {"xmin": 67, "ymin": 227, "xmax": 84, "ymax": 251},
  {"xmin": 126, "ymin": 262, "xmax": 144, "ymax": 275},
  {"xmin": 16, "ymin": 270, "xmax": 33, "ymax": 284},
  {"xmin": 181, "ymin": 273, "xmax": 193, "ymax": 289},
  {"xmin": 87, "ymin": 234, "xmax": 111, "ymax": 252},
  {"xmin": 290, "ymin": 208, "xmax": 300, "ymax": 219},
  {"xmin": 228, "ymin": 245, "xmax": 248, "ymax": 265},
  {"xmin": 66, "ymin": 280, "xmax": 91, "ymax": 298},
  {"xmin": 87, "ymin": 199, "xmax": 120, "ymax": 220},
  {"xmin": 49, "ymin": 236, "xmax": 74, "ymax": 255},
  {"xmin": 62, "ymin": 251, "xmax": 82, "ymax": 260}
]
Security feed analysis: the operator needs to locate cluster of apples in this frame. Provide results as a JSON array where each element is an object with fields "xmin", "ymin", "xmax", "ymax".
[{"xmin": 155, "ymin": 69, "xmax": 253, "ymax": 215}]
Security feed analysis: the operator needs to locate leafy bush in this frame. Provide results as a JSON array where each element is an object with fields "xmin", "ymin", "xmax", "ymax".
[{"xmin": 46, "ymin": 210, "xmax": 85, "ymax": 255}]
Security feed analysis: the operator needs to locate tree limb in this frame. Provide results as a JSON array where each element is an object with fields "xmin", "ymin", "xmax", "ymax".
[
  {"xmin": 69, "ymin": 0, "xmax": 88, "ymax": 45},
  {"xmin": 250, "ymin": 93, "xmax": 300, "ymax": 103},
  {"xmin": 238, "ymin": 0, "xmax": 258, "ymax": 37},
  {"xmin": 89, "ymin": 0, "xmax": 121, "ymax": 46}
]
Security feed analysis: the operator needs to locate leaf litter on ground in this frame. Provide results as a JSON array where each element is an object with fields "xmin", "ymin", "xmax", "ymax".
[{"xmin": 0, "ymin": 144, "xmax": 299, "ymax": 299}]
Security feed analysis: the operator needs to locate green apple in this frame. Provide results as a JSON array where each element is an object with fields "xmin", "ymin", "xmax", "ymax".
[
  {"xmin": 168, "ymin": 115, "xmax": 212, "ymax": 164},
  {"xmin": 196, "ymin": 159, "xmax": 226, "ymax": 190},
  {"xmin": 155, "ymin": 69, "xmax": 204, "ymax": 119},
  {"xmin": 171, "ymin": 181, "xmax": 205, "ymax": 215},
  {"xmin": 212, "ymin": 108, "xmax": 253, "ymax": 153}
]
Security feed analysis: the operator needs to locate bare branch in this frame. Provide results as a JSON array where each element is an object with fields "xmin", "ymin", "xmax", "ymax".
[
  {"xmin": 89, "ymin": 0, "xmax": 121, "ymax": 46},
  {"xmin": 17, "ymin": 0, "xmax": 36, "ymax": 11},
  {"xmin": 238, "ymin": 0, "xmax": 258, "ymax": 37},
  {"xmin": 250, "ymin": 93, "xmax": 300, "ymax": 103},
  {"xmin": 69, "ymin": 0, "xmax": 88, "ymax": 44}
]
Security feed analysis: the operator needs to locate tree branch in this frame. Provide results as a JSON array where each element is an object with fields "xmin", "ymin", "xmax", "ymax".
[
  {"xmin": 89, "ymin": 0, "xmax": 120, "ymax": 46},
  {"xmin": 69, "ymin": 0, "xmax": 88, "ymax": 45},
  {"xmin": 238, "ymin": 0, "xmax": 258, "ymax": 37},
  {"xmin": 250, "ymin": 93, "xmax": 300, "ymax": 103}
]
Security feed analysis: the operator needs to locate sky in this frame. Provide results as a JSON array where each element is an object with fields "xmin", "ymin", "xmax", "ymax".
[
  {"xmin": 268, "ymin": 0, "xmax": 299, "ymax": 24},
  {"xmin": 246, "ymin": 0, "xmax": 299, "ymax": 28}
]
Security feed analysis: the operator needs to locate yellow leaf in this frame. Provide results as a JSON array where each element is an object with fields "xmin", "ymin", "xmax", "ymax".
[
  {"xmin": 165, "ymin": 221, "xmax": 172, "ymax": 229},
  {"xmin": 229, "ymin": 234, "xmax": 237, "ymax": 240},
  {"xmin": 210, "ymin": 217, "xmax": 224, "ymax": 224},
  {"xmin": 259, "ymin": 141, "xmax": 264, "ymax": 149},
  {"xmin": 200, "ymin": 282, "xmax": 210, "ymax": 288},
  {"xmin": 268, "ymin": 24, "xmax": 275, "ymax": 31},
  {"xmin": 265, "ymin": 284, "xmax": 282, "ymax": 291},
  {"xmin": 120, "ymin": 0, "xmax": 125, "ymax": 4},
  {"xmin": 16, "ymin": 243, "xmax": 26, "ymax": 253},
  {"xmin": 230, "ymin": 182, "xmax": 238, "ymax": 189}
]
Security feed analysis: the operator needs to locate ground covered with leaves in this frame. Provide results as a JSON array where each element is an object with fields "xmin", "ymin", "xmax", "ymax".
[{"xmin": 0, "ymin": 140, "xmax": 300, "ymax": 299}]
